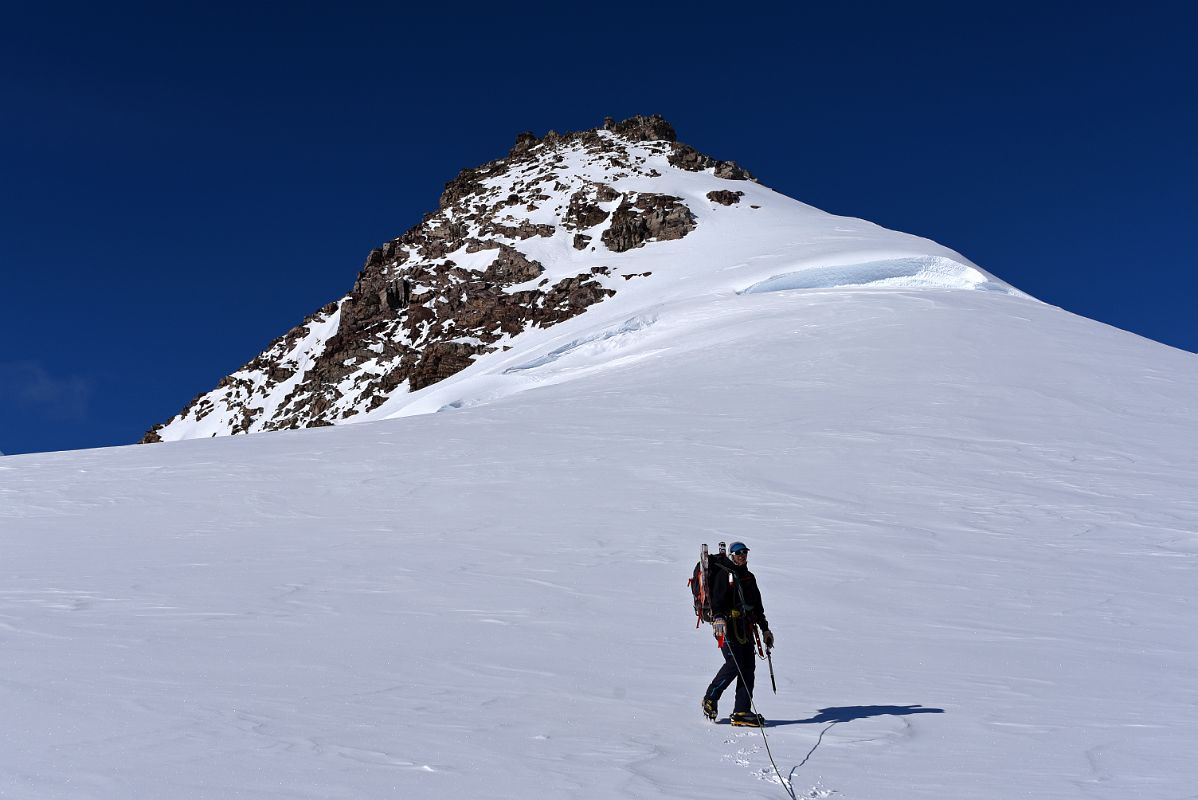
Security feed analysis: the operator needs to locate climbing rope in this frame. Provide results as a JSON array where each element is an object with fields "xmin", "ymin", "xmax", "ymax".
[{"xmin": 724, "ymin": 641, "xmax": 798, "ymax": 800}]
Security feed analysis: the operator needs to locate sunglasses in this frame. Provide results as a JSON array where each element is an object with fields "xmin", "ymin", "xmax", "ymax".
[{"xmin": 731, "ymin": 550, "xmax": 750, "ymax": 556}]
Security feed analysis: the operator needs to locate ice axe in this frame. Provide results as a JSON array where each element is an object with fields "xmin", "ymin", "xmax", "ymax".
[{"xmin": 752, "ymin": 625, "xmax": 777, "ymax": 694}]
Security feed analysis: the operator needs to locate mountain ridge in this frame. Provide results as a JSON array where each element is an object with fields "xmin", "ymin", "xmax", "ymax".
[
  {"xmin": 143, "ymin": 115, "xmax": 1014, "ymax": 443},
  {"xmin": 143, "ymin": 115, "xmax": 758, "ymax": 441}
]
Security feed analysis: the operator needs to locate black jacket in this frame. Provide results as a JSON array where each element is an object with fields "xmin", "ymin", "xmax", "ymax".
[{"xmin": 708, "ymin": 555, "xmax": 769, "ymax": 631}]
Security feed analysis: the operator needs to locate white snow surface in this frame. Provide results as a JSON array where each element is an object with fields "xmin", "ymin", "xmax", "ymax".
[{"xmin": 3, "ymin": 283, "xmax": 1197, "ymax": 799}]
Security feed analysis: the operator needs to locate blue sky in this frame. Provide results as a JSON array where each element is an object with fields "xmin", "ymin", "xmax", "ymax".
[{"xmin": 2, "ymin": 2, "xmax": 1195, "ymax": 455}]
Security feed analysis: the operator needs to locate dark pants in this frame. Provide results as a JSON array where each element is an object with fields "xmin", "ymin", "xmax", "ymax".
[{"xmin": 704, "ymin": 634, "xmax": 756, "ymax": 713}]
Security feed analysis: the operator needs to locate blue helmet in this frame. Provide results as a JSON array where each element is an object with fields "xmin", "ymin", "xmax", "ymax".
[{"xmin": 729, "ymin": 541, "xmax": 749, "ymax": 554}]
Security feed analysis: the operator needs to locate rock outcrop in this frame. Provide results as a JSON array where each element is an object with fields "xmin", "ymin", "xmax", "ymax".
[
  {"xmin": 602, "ymin": 193, "xmax": 697, "ymax": 253},
  {"xmin": 707, "ymin": 189, "xmax": 745, "ymax": 206}
]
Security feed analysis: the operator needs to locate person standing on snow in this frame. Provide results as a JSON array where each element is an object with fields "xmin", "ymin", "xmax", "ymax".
[{"xmin": 702, "ymin": 541, "xmax": 774, "ymax": 726}]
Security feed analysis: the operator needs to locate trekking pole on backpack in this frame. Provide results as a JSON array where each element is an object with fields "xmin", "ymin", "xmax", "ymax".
[{"xmin": 688, "ymin": 544, "xmax": 712, "ymax": 629}]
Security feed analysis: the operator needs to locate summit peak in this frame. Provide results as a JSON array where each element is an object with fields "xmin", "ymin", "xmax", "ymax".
[
  {"xmin": 509, "ymin": 114, "xmax": 678, "ymax": 157},
  {"xmin": 143, "ymin": 116, "xmax": 1016, "ymax": 443}
]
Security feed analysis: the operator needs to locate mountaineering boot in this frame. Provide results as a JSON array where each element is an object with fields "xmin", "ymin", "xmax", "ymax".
[
  {"xmin": 702, "ymin": 697, "xmax": 718, "ymax": 721},
  {"xmin": 730, "ymin": 711, "xmax": 766, "ymax": 727}
]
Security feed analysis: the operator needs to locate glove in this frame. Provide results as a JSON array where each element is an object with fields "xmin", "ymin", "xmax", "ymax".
[
  {"xmin": 762, "ymin": 628, "xmax": 775, "ymax": 649},
  {"xmin": 712, "ymin": 618, "xmax": 726, "ymax": 640}
]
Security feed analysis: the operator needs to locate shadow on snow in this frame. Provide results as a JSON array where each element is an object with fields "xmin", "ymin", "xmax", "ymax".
[{"xmin": 759, "ymin": 704, "xmax": 945, "ymax": 727}]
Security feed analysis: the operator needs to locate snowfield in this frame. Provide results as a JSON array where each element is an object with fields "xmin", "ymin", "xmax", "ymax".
[{"xmin": 2, "ymin": 281, "xmax": 1196, "ymax": 799}]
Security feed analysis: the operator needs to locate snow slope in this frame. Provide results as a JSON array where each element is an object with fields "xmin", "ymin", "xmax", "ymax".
[{"xmin": 3, "ymin": 284, "xmax": 1196, "ymax": 799}]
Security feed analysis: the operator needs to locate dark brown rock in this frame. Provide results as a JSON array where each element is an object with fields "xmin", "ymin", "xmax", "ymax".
[
  {"xmin": 595, "ymin": 184, "xmax": 620, "ymax": 202},
  {"xmin": 481, "ymin": 245, "xmax": 545, "ymax": 285},
  {"xmin": 564, "ymin": 189, "xmax": 611, "ymax": 231},
  {"xmin": 510, "ymin": 131, "xmax": 538, "ymax": 156},
  {"xmin": 668, "ymin": 143, "xmax": 755, "ymax": 181},
  {"xmin": 605, "ymin": 114, "xmax": 677, "ymax": 142},
  {"xmin": 707, "ymin": 190, "xmax": 745, "ymax": 206},
  {"xmin": 409, "ymin": 341, "xmax": 484, "ymax": 391},
  {"xmin": 602, "ymin": 193, "xmax": 697, "ymax": 252},
  {"xmin": 478, "ymin": 220, "xmax": 556, "ymax": 240}
]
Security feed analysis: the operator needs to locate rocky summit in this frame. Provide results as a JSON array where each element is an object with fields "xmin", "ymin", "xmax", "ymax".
[{"xmin": 142, "ymin": 116, "xmax": 755, "ymax": 442}]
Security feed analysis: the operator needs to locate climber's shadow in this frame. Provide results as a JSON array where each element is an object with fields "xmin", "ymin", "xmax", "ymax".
[{"xmin": 763, "ymin": 704, "xmax": 944, "ymax": 727}]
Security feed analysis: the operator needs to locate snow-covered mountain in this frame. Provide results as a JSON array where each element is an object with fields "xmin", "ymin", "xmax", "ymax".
[
  {"xmin": 4, "ymin": 117, "xmax": 1197, "ymax": 799},
  {"xmin": 144, "ymin": 115, "xmax": 1017, "ymax": 442}
]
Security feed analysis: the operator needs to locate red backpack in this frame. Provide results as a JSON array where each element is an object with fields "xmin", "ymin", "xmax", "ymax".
[{"xmin": 687, "ymin": 542, "xmax": 726, "ymax": 626}]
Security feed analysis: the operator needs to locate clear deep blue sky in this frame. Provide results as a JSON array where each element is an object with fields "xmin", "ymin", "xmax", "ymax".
[{"xmin": 2, "ymin": 2, "xmax": 1195, "ymax": 455}]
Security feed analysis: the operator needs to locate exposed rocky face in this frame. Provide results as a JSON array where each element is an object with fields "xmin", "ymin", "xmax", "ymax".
[
  {"xmin": 142, "ymin": 115, "xmax": 755, "ymax": 442},
  {"xmin": 707, "ymin": 189, "xmax": 745, "ymax": 206},
  {"xmin": 602, "ymin": 193, "xmax": 697, "ymax": 253}
]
